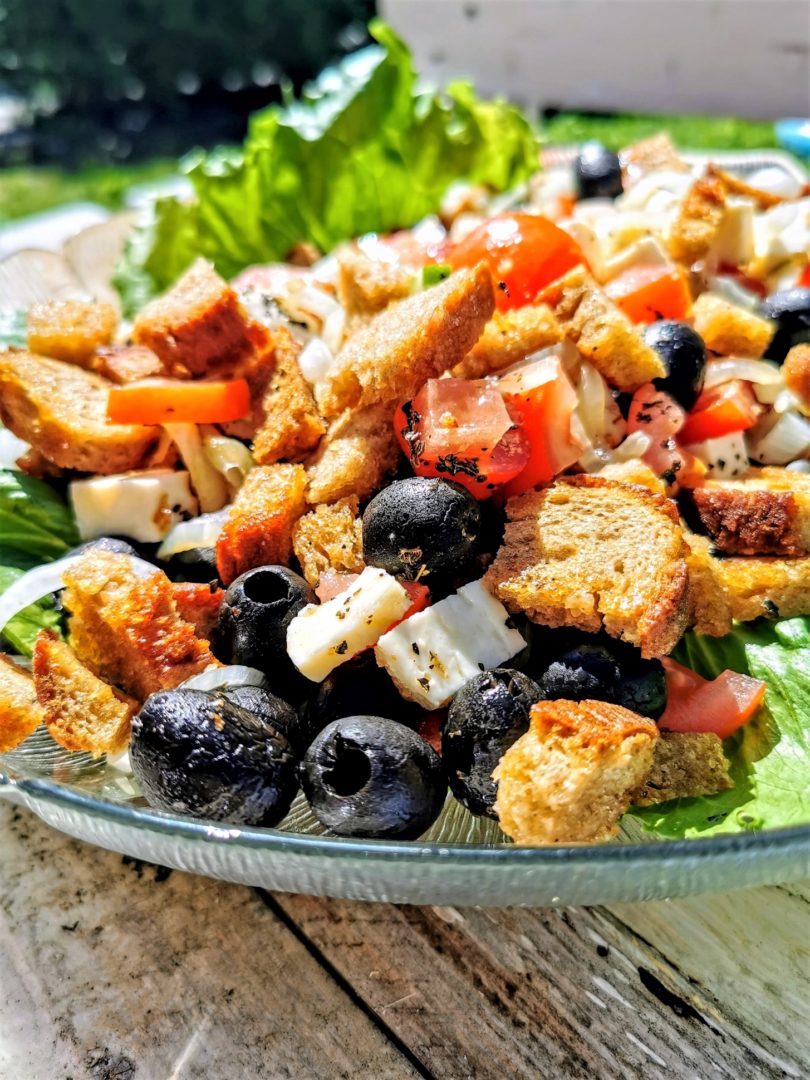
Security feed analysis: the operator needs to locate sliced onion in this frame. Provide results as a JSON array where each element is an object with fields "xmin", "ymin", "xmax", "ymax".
[
  {"xmin": 703, "ymin": 357, "xmax": 784, "ymax": 392},
  {"xmin": 298, "ymin": 337, "xmax": 334, "ymax": 387},
  {"xmin": 0, "ymin": 427, "xmax": 30, "ymax": 469},
  {"xmin": 773, "ymin": 389, "xmax": 801, "ymax": 415},
  {"xmin": 787, "ymin": 459, "xmax": 810, "ymax": 473},
  {"xmin": 612, "ymin": 430, "xmax": 653, "ymax": 461},
  {"xmin": 180, "ymin": 664, "xmax": 268, "ymax": 692},
  {"xmin": 0, "ymin": 553, "xmax": 155, "ymax": 636},
  {"xmin": 749, "ymin": 412, "xmax": 810, "ymax": 465},
  {"xmin": 165, "ymin": 422, "xmax": 229, "ymax": 513},
  {"xmin": 106, "ymin": 748, "xmax": 133, "ymax": 773},
  {"xmin": 707, "ymin": 276, "xmax": 762, "ymax": 312},
  {"xmin": 201, "ymin": 428, "xmax": 253, "ymax": 497},
  {"xmin": 156, "ymin": 510, "xmax": 229, "ymax": 560}
]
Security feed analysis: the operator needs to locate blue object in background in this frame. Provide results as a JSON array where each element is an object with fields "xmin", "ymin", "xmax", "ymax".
[{"xmin": 776, "ymin": 119, "xmax": 810, "ymax": 158}]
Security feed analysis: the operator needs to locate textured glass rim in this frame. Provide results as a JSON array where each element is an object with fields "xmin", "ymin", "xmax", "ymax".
[{"xmin": 4, "ymin": 769, "xmax": 810, "ymax": 865}]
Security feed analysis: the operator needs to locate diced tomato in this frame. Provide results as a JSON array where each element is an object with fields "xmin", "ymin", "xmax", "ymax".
[
  {"xmin": 659, "ymin": 667, "xmax": 766, "ymax": 738},
  {"xmin": 679, "ymin": 380, "xmax": 760, "ymax": 446},
  {"xmin": 447, "ymin": 212, "xmax": 585, "ymax": 311},
  {"xmin": 315, "ymin": 571, "xmax": 361, "ymax": 603},
  {"xmin": 797, "ymin": 263, "xmax": 810, "ymax": 288},
  {"xmin": 107, "ymin": 379, "xmax": 251, "ymax": 426},
  {"xmin": 661, "ymin": 657, "xmax": 707, "ymax": 695},
  {"xmin": 397, "ymin": 581, "xmax": 431, "ymax": 623},
  {"xmin": 605, "ymin": 265, "xmax": 691, "ymax": 324},
  {"xmin": 416, "ymin": 711, "xmax": 445, "ymax": 754},
  {"xmin": 499, "ymin": 356, "xmax": 583, "ymax": 497},
  {"xmin": 394, "ymin": 379, "xmax": 531, "ymax": 498},
  {"xmin": 624, "ymin": 383, "xmax": 688, "ymax": 484},
  {"xmin": 716, "ymin": 263, "xmax": 768, "ymax": 299}
]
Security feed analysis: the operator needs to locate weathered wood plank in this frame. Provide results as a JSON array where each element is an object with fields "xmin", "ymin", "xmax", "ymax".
[
  {"xmin": 0, "ymin": 804, "xmax": 418, "ymax": 1080},
  {"xmin": 272, "ymin": 892, "xmax": 809, "ymax": 1079}
]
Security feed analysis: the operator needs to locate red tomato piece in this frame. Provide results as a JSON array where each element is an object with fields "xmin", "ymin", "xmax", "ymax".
[
  {"xmin": 627, "ymin": 383, "xmax": 690, "ymax": 483},
  {"xmin": 661, "ymin": 657, "xmax": 707, "ymax": 695},
  {"xmin": 416, "ymin": 711, "xmax": 445, "ymax": 754},
  {"xmin": 679, "ymin": 380, "xmax": 760, "ymax": 446},
  {"xmin": 106, "ymin": 379, "xmax": 251, "ymax": 426},
  {"xmin": 447, "ymin": 212, "xmax": 585, "ymax": 311},
  {"xmin": 797, "ymin": 263, "xmax": 810, "ymax": 288},
  {"xmin": 315, "ymin": 571, "xmax": 361, "ymax": 603},
  {"xmin": 659, "ymin": 668, "xmax": 766, "ymax": 738},
  {"xmin": 605, "ymin": 265, "xmax": 691, "ymax": 324}
]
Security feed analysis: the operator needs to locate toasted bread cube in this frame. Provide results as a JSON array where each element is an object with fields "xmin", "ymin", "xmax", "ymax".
[
  {"xmin": 337, "ymin": 248, "xmax": 415, "ymax": 318},
  {"xmin": 92, "ymin": 344, "xmax": 163, "ymax": 384},
  {"xmin": 494, "ymin": 699, "xmax": 658, "ymax": 844},
  {"xmin": 620, "ymin": 132, "xmax": 689, "ymax": 183},
  {"xmin": 292, "ymin": 496, "xmax": 365, "ymax": 587},
  {"xmin": 667, "ymin": 173, "xmax": 727, "ymax": 266},
  {"xmin": 306, "ymin": 401, "xmax": 400, "ymax": 506},
  {"xmin": 691, "ymin": 293, "xmax": 774, "ymax": 358},
  {"xmin": 485, "ymin": 476, "xmax": 689, "ymax": 658},
  {"xmin": 33, "ymin": 630, "xmax": 136, "ymax": 757},
  {"xmin": 0, "ymin": 654, "xmax": 44, "ymax": 752},
  {"xmin": 596, "ymin": 460, "xmax": 667, "ymax": 494},
  {"xmin": 252, "ymin": 328, "xmax": 326, "ymax": 464},
  {"xmin": 132, "ymin": 258, "xmax": 271, "ymax": 377},
  {"xmin": 689, "ymin": 467, "xmax": 810, "ymax": 556},
  {"xmin": 706, "ymin": 163, "xmax": 785, "ymax": 210},
  {"xmin": 451, "ymin": 303, "xmax": 563, "ymax": 379},
  {"xmin": 63, "ymin": 550, "xmax": 218, "ymax": 699},
  {"xmin": 27, "ymin": 299, "xmax": 118, "ymax": 366},
  {"xmin": 216, "ymin": 464, "xmax": 308, "ymax": 585},
  {"xmin": 631, "ymin": 731, "xmax": 733, "ymax": 807},
  {"xmin": 541, "ymin": 267, "xmax": 665, "ymax": 391},
  {"xmin": 0, "ymin": 351, "xmax": 159, "ymax": 473},
  {"xmin": 784, "ymin": 343, "xmax": 810, "ymax": 413},
  {"xmin": 317, "ymin": 264, "xmax": 494, "ymax": 417},
  {"xmin": 171, "ymin": 582, "xmax": 223, "ymax": 642}
]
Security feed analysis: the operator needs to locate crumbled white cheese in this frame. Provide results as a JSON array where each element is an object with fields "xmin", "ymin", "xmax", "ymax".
[{"xmin": 69, "ymin": 469, "xmax": 198, "ymax": 543}]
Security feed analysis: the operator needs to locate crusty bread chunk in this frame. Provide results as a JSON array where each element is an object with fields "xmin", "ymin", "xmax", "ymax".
[
  {"xmin": 132, "ymin": 258, "xmax": 271, "ymax": 377},
  {"xmin": 689, "ymin": 467, "xmax": 810, "ymax": 556},
  {"xmin": 306, "ymin": 401, "xmax": 400, "ymax": 505},
  {"xmin": 784, "ymin": 343, "xmax": 810, "ymax": 413},
  {"xmin": 706, "ymin": 163, "xmax": 785, "ymax": 210},
  {"xmin": 337, "ymin": 248, "xmax": 414, "ymax": 320},
  {"xmin": 630, "ymin": 731, "xmax": 733, "ymax": 807},
  {"xmin": 541, "ymin": 267, "xmax": 665, "ymax": 391},
  {"xmin": 92, "ymin": 344, "xmax": 163, "ymax": 384},
  {"xmin": 292, "ymin": 496, "xmax": 365, "ymax": 587},
  {"xmin": 620, "ymin": 132, "xmax": 689, "ymax": 183},
  {"xmin": 451, "ymin": 303, "xmax": 562, "ymax": 379},
  {"xmin": 485, "ymin": 476, "xmax": 689, "ymax": 658},
  {"xmin": 216, "ymin": 463, "xmax": 308, "ymax": 585},
  {"xmin": 691, "ymin": 292, "xmax": 774, "ymax": 358},
  {"xmin": 33, "ymin": 629, "xmax": 136, "ymax": 757},
  {"xmin": 685, "ymin": 530, "xmax": 810, "ymax": 636},
  {"xmin": 0, "ymin": 351, "xmax": 159, "ymax": 473},
  {"xmin": 0, "ymin": 654, "xmax": 44, "ymax": 752},
  {"xmin": 317, "ymin": 264, "xmax": 494, "ymax": 417},
  {"xmin": 63, "ymin": 550, "xmax": 218, "ymax": 699},
  {"xmin": 596, "ymin": 460, "xmax": 667, "ymax": 494},
  {"xmin": 494, "ymin": 698, "xmax": 658, "ymax": 844},
  {"xmin": 27, "ymin": 299, "xmax": 118, "ymax": 367},
  {"xmin": 251, "ymin": 327, "xmax": 326, "ymax": 464},
  {"xmin": 667, "ymin": 173, "xmax": 727, "ymax": 266},
  {"xmin": 171, "ymin": 582, "xmax": 223, "ymax": 642}
]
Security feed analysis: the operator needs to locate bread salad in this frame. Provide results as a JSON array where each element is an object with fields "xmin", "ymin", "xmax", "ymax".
[{"xmin": 2, "ymin": 26, "xmax": 810, "ymax": 846}]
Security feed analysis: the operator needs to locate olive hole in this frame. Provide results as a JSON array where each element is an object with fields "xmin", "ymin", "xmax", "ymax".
[
  {"xmin": 244, "ymin": 570, "xmax": 290, "ymax": 605},
  {"xmin": 323, "ymin": 746, "xmax": 372, "ymax": 797}
]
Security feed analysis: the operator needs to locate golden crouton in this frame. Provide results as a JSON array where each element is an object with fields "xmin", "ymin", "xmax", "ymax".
[
  {"xmin": 596, "ymin": 460, "xmax": 667, "ymax": 494},
  {"xmin": 27, "ymin": 299, "xmax": 118, "ymax": 367},
  {"xmin": 0, "ymin": 654, "xmax": 44, "ymax": 752},
  {"xmin": 784, "ymin": 343, "xmax": 810, "ymax": 413},
  {"xmin": 337, "ymin": 248, "xmax": 414, "ymax": 319},
  {"xmin": 667, "ymin": 173, "xmax": 727, "ymax": 266},
  {"xmin": 251, "ymin": 328, "xmax": 326, "ymax": 464},
  {"xmin": 171, "ymin": 582, "xmax": 223, "ymax": 642},
  {"xmin": 451, "ymin": 304, "xmax": 563, "ymax": 379},
  {"xmin": 691, "ymin": 292, "xmax": 774, "ymax": 358},
  {"xmin": 494, "ymin": 698, "xmax": 659, "ymax": 844},
  {"xmin": 32, "ymin": 630, "xmax": 136, "ymax": 757},
  {"xmin": 689, "ymin": 466, "xmax": 810, "ymax": 555},
  {"xmin": 0, "ymin": 351, "xmax": 159, "ymax": 474},
  {"xmin": 92, "ymin": 344, "xmax": 163, "ymax": 384},
  {"xmin": 706, "ymin": 163, "xmax": 786, "ymax": 210},
  {"xmin": 541, "ymin": 267, "xmax": 665, "ymax": 391},
  {"xmin": 317, "ymin": 264, "xmax": 494, "ymax": 417},
  {"xmin": 216, "ymin": 464, "xmax": 308, "ymax": 585},
  {"xmin": 63, "ymin": 550, "xmax": 218, "ymax": 699},
  {"xmin": 485, "ymin": 476, "xmax": 689, "ymax": 658},
  {"xmin": 630, "ymin": 731, "xmax": 733, "ymax": 807},
  {"xmin": 292, "ymin": 496, "xmax": 365, "ymax": 587},
  {"xmin": 305, "ymin": 401, "xmax": 401, "ymax": 505},
  {"xmin": 132, "ymin": 258, "xmax": 271, "ymax": 377},
  {"xmin": 620, "ymin": 132, "xmax": 689, "ymax": 183}
]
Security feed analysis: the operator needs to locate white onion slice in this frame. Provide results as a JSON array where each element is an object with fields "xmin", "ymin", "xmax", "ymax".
[
  {"xmin": 0, "ymin": 553, "xmax": 155, "ymax": 635},
  {"xmin": 0, "ymin": 427, "xmax": 30, "ymax": 469},
  {"xmin": 180, "ymin": 665, "xmax": 268, "ymax": 692},
  {"xmin": 156, "ymin": 510, "xmax": 229, "ymax": 560},
  {"xmin": 703, "ymin": 358, "xmax": 784, "ymax": 392},
  {"xmin": 749, "ymin": 412, "xmax": 810, "ymax": 465},
  {"xmin": 706, "ymin": 276, "xmax": 762, "ymax": 312},
  {"xmin": 298, "ymin": 338, "xmax": 334, "ymax": 387},
  {"xmin": 201, "ymin": 428, "xmax": 253, "ymax": 497},
  {"xmin": 612, "ymin": 430, "xmax": 652, "ymax": 461}
]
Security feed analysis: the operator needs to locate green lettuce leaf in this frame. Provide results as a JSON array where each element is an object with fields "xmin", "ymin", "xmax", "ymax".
[
  {"xmin": 0, "ymin": 470, "xmax": 78, "ymax": 560},
  {"xmin": 630, "ymin": 619, "xmax": 810, "ymax": 837},
  {"xmin": 114, "ymin": 19, "xmax": 539, "ymax": 315},
  {"xmin": 0, "ymin": 309, "xmax": 26, "ymax": 348},
  {"xmin": 0, "ymin": 562, "xmax": 63, "ymax": 656}
]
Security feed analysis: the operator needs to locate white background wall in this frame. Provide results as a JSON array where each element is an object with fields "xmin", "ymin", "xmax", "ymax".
[{"xmin": 382, "ymin": 0, "xmax": 810, "ymax": 119}]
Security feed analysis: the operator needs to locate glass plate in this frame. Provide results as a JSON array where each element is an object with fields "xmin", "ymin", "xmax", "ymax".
[{"xmin": 2, "ymin": 148, "xmax": 810, "ymax": 905}]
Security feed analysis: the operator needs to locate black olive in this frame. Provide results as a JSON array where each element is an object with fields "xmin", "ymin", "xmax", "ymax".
[
  {"xmin": 301, "ymin": 716, "xmax": 446, "ymax": 839},
  {"xmin": 215, "ymin": 565, "xmax": 316, "ymax": 701},
  {"xmin": 66, "ymin": 536, "xmax": 139, "ymax": 558},
  {"xmin": 646, "ymin": 320, "xmax": 708, "ymax": 410},
  {"xmin": 573, "ymin": 141, "xmax": 623, "ymax": 200},
  {"xmin": 130, "ymin": 689, "xmax": 298, "ymax": 826},
  {"xmin": 443, "ymin": 668, "xmax": 541, "ymax": 818},
  {"xmin": 761, "ymin": 287, "xmax": 810, "ymax": 363},
  {"xmin": 222, "ymin": 685, "xmax": 304, "ymax": 754},
  {"xmin": 161, "ymin": 546, "xmax": 220, "ymax": 583},
  {"xmin": 362, "ymin": 477, "xmax": 480, "ymax": 581}
]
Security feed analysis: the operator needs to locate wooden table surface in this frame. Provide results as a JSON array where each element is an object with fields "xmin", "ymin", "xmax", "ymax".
[{"xmin": 1, "ymin": 801, "xmax": 807, "ymax": 1080}]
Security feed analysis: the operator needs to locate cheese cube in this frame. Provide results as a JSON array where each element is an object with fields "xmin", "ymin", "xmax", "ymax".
[{"xmin": 69, "ymin": 470, "xmax": 198, "ymax": 543}]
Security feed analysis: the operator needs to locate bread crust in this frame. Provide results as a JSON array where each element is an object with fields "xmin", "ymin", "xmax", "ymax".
[
  {"xmin": 630, "ymin": 731, "xmax": 733, "ymax": 806},
  {"xmin": 251, "ymin": 328, "xmax": 326, "ymax": 464},
  {"xmin": 691, "ymin": 292, "xmax": 774, "ymax": 358},
  {"xmin": 451, "ymin": 303, "xmax": 562, "ymax": 380},
  {"xmin": 292, "ymin": 496, "xmax": 365, "ymax": 587},
  {"xmin": 305, "ymin": 401, "xmax": 400, "ymax": 506},
  {"xmin": 92, "ymin": 344, "xmax": 163, "ymax": 384},
  {"xmin": 0, "ymin": 654, "xmax": 45, "ymax": 753},
  {"xmin": 667, "ymin": 173, "xmax": 727, "ymax": 266},
  {"xmin": 27, "ymin": 299, "xmax": 117, "ymax": 367}
]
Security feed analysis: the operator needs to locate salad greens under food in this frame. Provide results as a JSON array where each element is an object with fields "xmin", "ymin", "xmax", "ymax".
[{"xmin": 2, "ymin": 21, "xmax": 810, "ymax": 846}]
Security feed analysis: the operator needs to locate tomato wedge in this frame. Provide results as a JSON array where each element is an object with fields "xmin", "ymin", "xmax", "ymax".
[
  {"xmin": 797, "ymin": 263, "xmax": 810, "ymax": 288},
  {"xmin": 605, "ymin": 265, "xmax": 691, "ymax": 324},
  {"xmin": 107, "ymin": 379, "xmax": 251, "ymax": 426},
  {"xmin": 659, "ymin": 667, "xmax": 766, "ymax": 738},
  {"xmin": 447, "ymin": 212, "xmax": 585, "ymax": 311},
  {"xmin": 679, "ymin": 380, "xmax": 760, "ymax": 445}
]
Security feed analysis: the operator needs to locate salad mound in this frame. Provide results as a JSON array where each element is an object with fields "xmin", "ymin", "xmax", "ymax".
[{"xmin": 1, "ymin": 25, "xmax": 810, "ymax": 845}]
